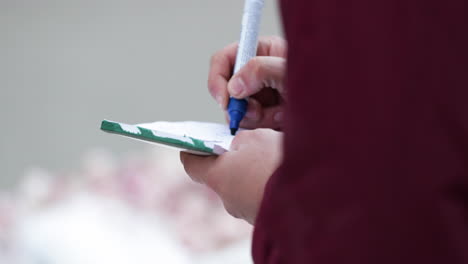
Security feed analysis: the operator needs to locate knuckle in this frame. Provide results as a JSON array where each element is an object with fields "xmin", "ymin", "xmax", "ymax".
[
  {"xmin": 271, "ymin": 35, "xmax": 285, "ymax": 44},
  {"xmin": 252, "ymin": 128, "xmax": 267, "ymax": 136},
  {"xmin": 270, "ymin": 35, "xmax": 281, "ymax": 41},
  {"xmin": 232, "ymin": 129, "xmax": 261, "ymax": 145},
  {"xmin": 250, "ymin": 128, "xmax": 265, "ymax": 137},
  {"xmin": 249, "ymin": 129, "xmax": 274, "ymax": 142},
  {"xmin": 250, "ymin": 129, "xmax": 265, "ymax": 141},
  {"xmin": 259, "ymin": 35, "xmax": 269, "ymax": 41},
  {"xmin": 233, "ymin": 130, "xmax": 251, "ymax": 142}
]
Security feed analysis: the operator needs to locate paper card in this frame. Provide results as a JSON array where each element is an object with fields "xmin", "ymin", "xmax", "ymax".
[{"xmin": 101, "ymin": 120, "xmax": 236, "ymax": 155}]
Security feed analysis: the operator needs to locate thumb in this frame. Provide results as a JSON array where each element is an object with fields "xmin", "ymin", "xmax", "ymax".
[
  {"xmin": 180, "ymin": 152, "xmax": 217, "ymax": 184},
  {"xmin": 227, "ymin": 56, "xmax": 286, "ymax": 99}
]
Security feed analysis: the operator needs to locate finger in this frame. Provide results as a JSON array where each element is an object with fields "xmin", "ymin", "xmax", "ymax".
[
  {"xmin": 240, "ymin": 105, "xmax": 285, "ymax": 130},
  {"xmin": 244, "ymin": 98, "xmax": 262, "ymax": 122},
  {"xmin": 208, "ymin": 43, "xmax": 238, "ymax": 109},
  {"xmin": 224, "ymin": 110, "xmax": 230, "ymax": 125},
  {"xmin": 223, "ymin": 98, "xmax": 262, "ymax": 123},
  {"xmin": 260, "ymin": 105, "xmax": 285, "ymax": 128},
  {"xmin": 227, "ymin": 56, "xmax": 286, "ymax": 99},
  {"xmin": 224, "ymin": 101, "xmax": 284, "ymax": 130},
  {"xmin": 180, "ymin": 152, "xmax": 217, "ymax": 184},
  {"xmin": 208, "ymin": 37, "xmax": 286, "ymax": 109},
  {"xmin": 223, "ymin": 97, "xmax": 262, "ymax": 127},
  {"xmin": 229, "ymin": 130, "xmax": 253, "ymax": 151},
  {"xmin": 256, "ymin": 36, "xmax": 288, "ymax": 58}
]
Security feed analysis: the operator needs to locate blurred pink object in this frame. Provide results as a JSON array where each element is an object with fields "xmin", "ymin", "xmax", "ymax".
[{"xmin": 0, "ymin": 148, "xmax": 252, "ymax": 263}]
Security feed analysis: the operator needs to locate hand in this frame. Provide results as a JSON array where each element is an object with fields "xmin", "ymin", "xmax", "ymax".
[
  {"xmin": 208, "ymin": 36, "xmax": 287, "ymax": 130},
  {"xmin": 180, "ymin": 129, "xmax": 283, "ymax": 224}
]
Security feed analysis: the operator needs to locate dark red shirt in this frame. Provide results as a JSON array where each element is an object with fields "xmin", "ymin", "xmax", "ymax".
[{"xmin": 253, "ymin": 0, "xmax": 468, "ymax": 263}]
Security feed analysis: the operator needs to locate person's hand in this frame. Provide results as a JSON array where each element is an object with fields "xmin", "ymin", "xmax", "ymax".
[
  {"xmin": 180, "ymin": 129, "xmax": 283, "ymax": 224},
  {"xmin": 208, "ymin": 36, "xmax": 287, "ymax": 130}
]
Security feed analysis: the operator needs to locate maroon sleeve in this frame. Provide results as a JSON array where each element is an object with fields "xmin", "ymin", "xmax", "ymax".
[{"xmin": 253, "ymin": 0, "xmax": 468, "ymax": 263}]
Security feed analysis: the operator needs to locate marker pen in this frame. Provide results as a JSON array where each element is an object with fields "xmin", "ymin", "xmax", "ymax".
[{"xmin": 228, "ymin": 0, "xmax": 264, "ymax": 135}]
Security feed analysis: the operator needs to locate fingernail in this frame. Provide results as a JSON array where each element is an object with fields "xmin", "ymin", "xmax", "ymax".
[
  {"xmin": 216, "ymin": 95, "xmax": 224, "ymax": 109},
  {"xmin": 228, "ymin": 78, "xmax": 246, "ymax": 97},
  {"xmin": 274, "ymin": 112, "xmax": 284, "ymax": 123}
]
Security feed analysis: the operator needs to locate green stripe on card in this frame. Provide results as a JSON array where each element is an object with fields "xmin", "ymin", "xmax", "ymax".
[{"xmin": 100, "ymin": 120, "xmax": 214, "ymax": 154}]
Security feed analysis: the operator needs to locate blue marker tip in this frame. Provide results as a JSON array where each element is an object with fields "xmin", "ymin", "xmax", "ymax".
[{"xmin": 228, "ymin": 98, "xmax": 248, "ymax": 135}]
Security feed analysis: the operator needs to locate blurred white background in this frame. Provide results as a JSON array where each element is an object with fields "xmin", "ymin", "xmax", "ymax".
[
  {"xmin": 0, "ymin": 0, "xmax": 282, "ymax": 188},
  {"xmin": 1, "ymin": 1, "xmax": 282, "ymax": 262}
]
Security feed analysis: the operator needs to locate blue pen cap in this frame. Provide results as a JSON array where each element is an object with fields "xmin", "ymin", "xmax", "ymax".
[{"xmin": 228, "ymin": 98, "xmax": 248, "ymax": 135}]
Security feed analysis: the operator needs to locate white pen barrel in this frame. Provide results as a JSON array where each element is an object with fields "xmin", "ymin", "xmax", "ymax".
[{"xmin": 233, "ymin": 0, "xmax": 265, "ymax": 74}]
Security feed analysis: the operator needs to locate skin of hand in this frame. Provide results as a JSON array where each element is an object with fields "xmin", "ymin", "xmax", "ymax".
[
  {"xmin": 180, "ymin": 36, "xmax": 287, "ymax": 224},
  {"xmin": 208, "ymin": 36, "xmax": 288, "ymax": 130},
  {"xmin": 180, "ymin": 129, "xmax": 283, "ymax": 224}
]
